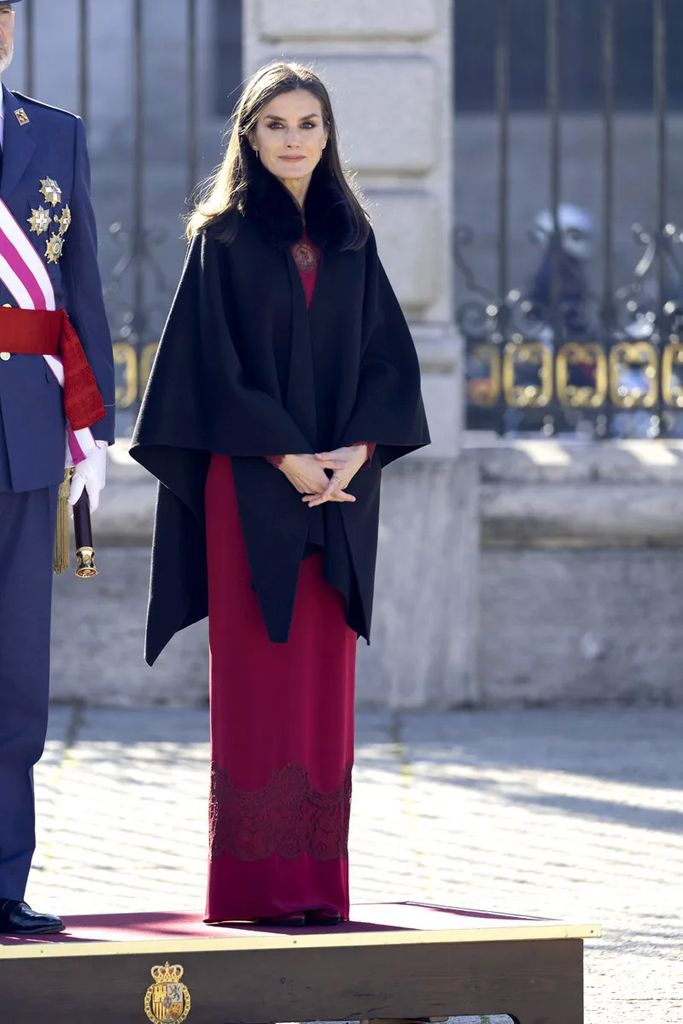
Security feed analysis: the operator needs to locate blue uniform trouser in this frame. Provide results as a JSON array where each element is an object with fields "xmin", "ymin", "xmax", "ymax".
[{"xmin": 0, "ymin": 486, "xmax": 57, "ymax": 900}]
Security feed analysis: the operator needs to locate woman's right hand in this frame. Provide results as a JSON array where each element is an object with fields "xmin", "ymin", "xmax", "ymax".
[{"xmin": 279, "ymin": 454, "xmax": 356, "ymax": 503}]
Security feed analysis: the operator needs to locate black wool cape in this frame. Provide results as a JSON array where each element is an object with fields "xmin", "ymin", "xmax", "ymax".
[{"xmin": 130, "ymin": 163, "xmax": 430, "ymax": 664}]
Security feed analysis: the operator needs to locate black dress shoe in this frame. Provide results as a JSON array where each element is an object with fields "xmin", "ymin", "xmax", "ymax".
[
  {"xmin": 0, "ymin": 899, "xmax": 65, "ymax": 935},
  {"xmin": 255, "ymin": 912, "xmax": 306, "ymax": 927},
  {"xmin": 305, "ymin": 910, "xmax": 343, "ymax": 925}
]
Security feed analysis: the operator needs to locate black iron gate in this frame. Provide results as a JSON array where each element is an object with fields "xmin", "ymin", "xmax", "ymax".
[
  {"xmin": 455, "ymin": 0, "xmax": 683, "ymax": 438},
  {"xmin": 15, "ymin": 0, "xmax": 683, "ymax": 439},
  {"xmin": 13, "ymin": 0, "xmax": 242, "ymax": 432}
]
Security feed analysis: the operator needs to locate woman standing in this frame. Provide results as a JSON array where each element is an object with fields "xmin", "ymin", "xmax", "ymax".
[{"xmin": 131, "ymin": 62, "xmax": 430, "ymax": 926}]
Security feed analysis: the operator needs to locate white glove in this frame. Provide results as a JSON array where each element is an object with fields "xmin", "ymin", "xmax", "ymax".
[{"xmin": 68, "ymin": 442, "xmax": 108, "ymax": 513}]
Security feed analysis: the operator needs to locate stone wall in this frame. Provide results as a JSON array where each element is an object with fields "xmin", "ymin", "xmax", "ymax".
[
  {"xmin": 50, "ymin": 439, "xmax": 683, "ymax": 708},
  {"xmin": 473, "ymin": 438, "xmax": 683, "ymax": 706}
]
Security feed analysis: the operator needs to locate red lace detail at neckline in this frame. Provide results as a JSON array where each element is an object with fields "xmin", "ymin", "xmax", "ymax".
[
  {"xmin": 291, "ymin": 239, "xmax": 319, "ymax": 272},
  {"xmin": 209, "ymin": 761, "xmax": 353, "ymax": 862}
]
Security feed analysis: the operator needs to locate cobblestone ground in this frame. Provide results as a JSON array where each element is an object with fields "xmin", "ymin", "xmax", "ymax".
[{"xmin": 27, "ymin": 707, "xmax": 683, "ymax": 1024}]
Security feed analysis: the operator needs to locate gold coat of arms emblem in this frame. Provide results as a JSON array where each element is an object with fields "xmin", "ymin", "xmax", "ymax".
[{"xmin": 144, "ymin": 962, "xmax": 192, "ymax": 1023}]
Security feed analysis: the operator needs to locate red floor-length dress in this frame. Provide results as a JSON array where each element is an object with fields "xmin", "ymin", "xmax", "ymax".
[{"xmin": 204, "ymin": 233, "xmax": 358, "ymax": 922}]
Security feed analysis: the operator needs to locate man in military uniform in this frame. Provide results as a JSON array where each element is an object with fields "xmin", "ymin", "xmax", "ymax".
[{"xmin": 0, "ymin": 0, "xmax": 114, "ymax": 933}]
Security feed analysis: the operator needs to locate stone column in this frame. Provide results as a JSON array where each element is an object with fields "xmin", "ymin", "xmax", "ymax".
[{"xmin": 244, "ymin": 2, "xmax": 478, "ymax": 707}]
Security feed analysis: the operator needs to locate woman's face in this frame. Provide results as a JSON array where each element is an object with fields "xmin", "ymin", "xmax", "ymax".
[{"xmin": 250, "ymin": 89, "xmax": 328, "ymax": 189}]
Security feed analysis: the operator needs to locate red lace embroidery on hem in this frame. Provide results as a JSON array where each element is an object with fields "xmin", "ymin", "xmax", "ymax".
[{"xmin": 209, "ymin": 761, "xmax": 353, "ymax": 863}]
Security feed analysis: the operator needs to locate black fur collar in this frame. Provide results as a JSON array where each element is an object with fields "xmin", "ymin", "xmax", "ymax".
[{"xmin": 244, "ymin": 159, "xmax": 356, "ymax": 251}]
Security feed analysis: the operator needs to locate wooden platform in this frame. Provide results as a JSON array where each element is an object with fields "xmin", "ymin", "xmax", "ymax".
[{"xmin": 0, "ymin": 901, "xmax": 600, "ymax": 1023}]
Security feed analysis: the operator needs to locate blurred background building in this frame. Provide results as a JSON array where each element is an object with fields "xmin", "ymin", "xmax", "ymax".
[{"xmin": 7, "ymin": 0, "xmax": 683, "ymax": 707}]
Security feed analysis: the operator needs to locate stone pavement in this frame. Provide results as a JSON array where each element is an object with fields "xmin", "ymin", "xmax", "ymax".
[{"xmin": 26, "ymin": 706, "xmax": 683, "ymax": 1024}]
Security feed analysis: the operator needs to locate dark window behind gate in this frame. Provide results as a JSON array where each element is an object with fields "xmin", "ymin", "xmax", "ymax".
[{"xmin": 455, "ymin": 0, "xmax": 683, "ymax": 438}]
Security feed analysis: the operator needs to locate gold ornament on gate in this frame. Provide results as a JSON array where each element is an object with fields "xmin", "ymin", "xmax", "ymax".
[
  {"xmin": 144, "ymin": 963, "xmax": 192, "ymax": 1024},
  {"xmin": 503, "ymin": 339, "xmax": 553, "ymax": 408},
  {"xmin": 662, "ymin": 338, "xmax": 683, "ymax": 408},
  {"xmin": 556, "ymin": 341, "xmax": 608, "ymax": 408},
  {"xmin": 609, "ymin": 341, "xmax": 658, "ymax": 409}
]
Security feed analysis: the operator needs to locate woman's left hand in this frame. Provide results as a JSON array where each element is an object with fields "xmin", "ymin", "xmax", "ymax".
[{"xmin": 302, "ymin": 445, "xmax": 368, "ymax": 508}]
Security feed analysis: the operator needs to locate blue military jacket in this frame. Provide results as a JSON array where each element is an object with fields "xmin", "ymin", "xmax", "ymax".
[{"xmin": 0, "ymin": 85, "xmax": 114, "ymax": 492}]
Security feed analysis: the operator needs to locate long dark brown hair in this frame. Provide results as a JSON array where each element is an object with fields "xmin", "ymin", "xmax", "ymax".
[{"xmin": 186, "ymin": 61, "xmax": 370, "ymax": 248}]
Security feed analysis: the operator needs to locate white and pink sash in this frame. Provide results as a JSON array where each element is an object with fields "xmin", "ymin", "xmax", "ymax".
[{"xmin": 0, "ymin": 198, "xmax": 95, "ymax": 465}]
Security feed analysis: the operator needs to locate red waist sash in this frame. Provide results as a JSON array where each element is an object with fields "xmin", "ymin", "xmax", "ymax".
[
  {"xmin": 0, "ymin": 306, "xmax": 106, "ymax": 430},
  {"xmin": 0, "ymin": 306, "xmax": 62, "ymax": 353}
]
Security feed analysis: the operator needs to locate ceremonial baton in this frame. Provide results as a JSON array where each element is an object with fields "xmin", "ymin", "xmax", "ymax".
[{"xmin": 73, "ymin": 491, "xmax": 98, "ymax": 578}]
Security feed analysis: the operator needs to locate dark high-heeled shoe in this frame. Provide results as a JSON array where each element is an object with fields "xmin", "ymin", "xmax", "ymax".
[
  {"xmin": 256, "ymin": 912, "xmax": 306, "ymax": 927},
  {"xmin": 305, "ymin": 910, "xmax": 343, "ymax": 925}
]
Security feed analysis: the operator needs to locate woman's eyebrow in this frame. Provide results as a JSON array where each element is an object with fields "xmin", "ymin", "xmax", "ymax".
[{"xmin": 263, "ymin": 113, "xmax": 320, "ymax": 121}]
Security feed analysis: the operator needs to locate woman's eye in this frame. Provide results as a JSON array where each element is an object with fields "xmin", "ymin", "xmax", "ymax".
[{"xmin": 266, "ymin": 122, "xmax": 316, "ymax": 130}]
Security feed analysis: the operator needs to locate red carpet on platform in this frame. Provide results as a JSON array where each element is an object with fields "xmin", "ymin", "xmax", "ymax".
[{"xmin": 0, "ymin": 901, "xmax": 550, "ymax": 949}]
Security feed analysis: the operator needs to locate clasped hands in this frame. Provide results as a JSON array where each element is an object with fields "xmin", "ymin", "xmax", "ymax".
[{"xmin": 278, "ymin": 445, "xmax": 368, "ymax": 508}]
